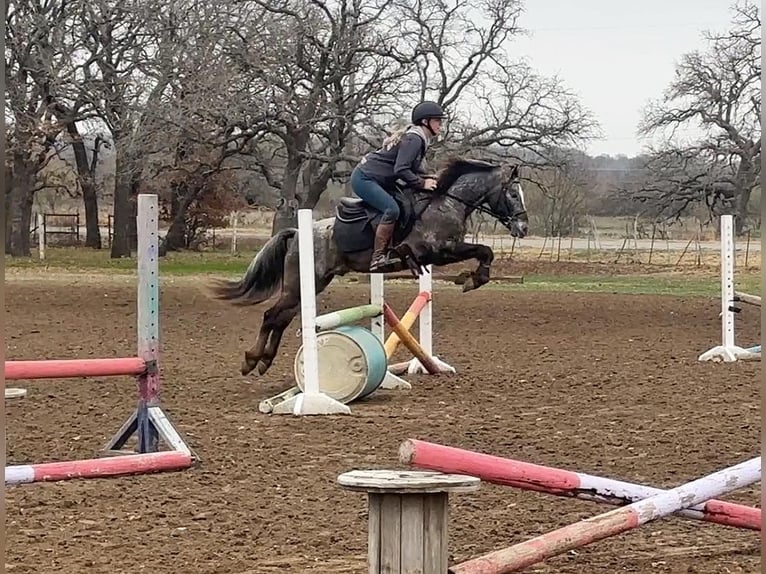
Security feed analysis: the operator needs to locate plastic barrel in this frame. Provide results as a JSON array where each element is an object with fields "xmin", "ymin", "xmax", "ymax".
[{"xmin": 294, "ymin": 325, "xmax": 388, "ymax": 404}]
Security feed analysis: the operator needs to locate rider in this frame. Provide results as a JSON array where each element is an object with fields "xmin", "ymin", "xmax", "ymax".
[{"xmin": 349, "ymin": 100, "xmax": 447, "ymax": 272}]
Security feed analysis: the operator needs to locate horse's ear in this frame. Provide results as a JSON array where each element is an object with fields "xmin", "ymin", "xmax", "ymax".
[{"xmin": 500, "ymin": 164, "xmax": 518, "ymax": 184}]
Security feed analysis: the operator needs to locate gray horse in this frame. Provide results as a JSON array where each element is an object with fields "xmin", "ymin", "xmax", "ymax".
[{"xmin": 211, "ymin": 158, "xmax": 529, "ymax": 377}]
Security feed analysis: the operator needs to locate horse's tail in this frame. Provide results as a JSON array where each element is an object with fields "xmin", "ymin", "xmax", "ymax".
[{"xmin": 209, "ymin": 228, "xmax": 297, "ymax": 305}]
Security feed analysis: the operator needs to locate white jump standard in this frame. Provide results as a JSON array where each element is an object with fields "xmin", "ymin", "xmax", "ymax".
[{"xmin": 699, "ymin": 214, "xmax": 760, "ymax": 362}]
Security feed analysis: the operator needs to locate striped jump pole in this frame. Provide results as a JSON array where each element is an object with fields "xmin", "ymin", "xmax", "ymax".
[
  {"xmin": 383, "ymin": 303, "xmax": 443, "ymax": 375},
  {"xmin": 447, "ymin": 456, "xmax": 761, "ymax": 573},
  {"xmin": 370, "ymin": 268, "xmax": 455, "ymax": 375},
  {"xmin": 313, "ymin": 304, "xmax": 382, "ymax": 332},
  {"xmin": 400, "ymin": 439, "xmax": 761, "ymax": 530},
  {"xmin": 384, "ymin": 291, "xmax": 431, "ymax": 357},
  {"xmin": 5, "ymin": 194, "xmax": 196, "ymax": 485},
  {"xmin": 6, "ymin": 452, "xmax": 193, "ymax": 485}
]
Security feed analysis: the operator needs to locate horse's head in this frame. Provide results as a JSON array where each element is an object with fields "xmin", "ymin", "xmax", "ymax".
[
  {"xmin": 433, "ymin": 157, "xmax": 529, "ymax": 238},
  {"xmin": 494, "ymin": 164, "xmax": 528, "ymax": 238}
]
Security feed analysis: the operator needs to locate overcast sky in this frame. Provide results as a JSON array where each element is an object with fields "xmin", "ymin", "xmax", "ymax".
[{"xmin": 510, "ymin": 0, "xmax": 737, "ymax": 157}]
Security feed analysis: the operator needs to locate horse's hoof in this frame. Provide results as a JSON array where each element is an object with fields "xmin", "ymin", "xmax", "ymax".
[
  {"xmin": 241, "ymin": 361, "xmax": 255, "ymax": 376},
  {"xmin": 453, "ymin": 270, "xmax": 471, "ymax": 285},
  {"xmin": 462, "ymin": 277, "xmax": 477, "ymax": 292},
  {"xmin": 256, "ymin": 360, "xmax": 271, "ymax": 376},
  {"xmin": 241, "ymin": 354, "xmax": 258, "ymax": 376}
]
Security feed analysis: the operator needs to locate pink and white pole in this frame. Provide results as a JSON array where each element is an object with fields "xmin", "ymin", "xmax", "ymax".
[
  {"xmin": 400, "ymin": 439, "xmax": 761, "ymax": 530},
  {"xmin": 6, "ymin": 357, "xmax": 148, "ymax": 380},
  {"xmin": 6, "ymin": 452, "xmax": 193, "ymax": 485},
  {"xmin": 447, "ymin": 454, "xmax": 760, "ymax": 573}
]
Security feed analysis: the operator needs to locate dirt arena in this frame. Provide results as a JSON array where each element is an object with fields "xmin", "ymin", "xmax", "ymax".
[{"xmin": 5, "ymin": 272, "xmax": 761, "ymax": 574}]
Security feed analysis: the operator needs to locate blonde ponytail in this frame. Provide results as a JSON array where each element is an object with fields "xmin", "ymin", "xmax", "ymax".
[{"xmin": 381, "ymin": 125, "xmax": 409, "ymax": 150}]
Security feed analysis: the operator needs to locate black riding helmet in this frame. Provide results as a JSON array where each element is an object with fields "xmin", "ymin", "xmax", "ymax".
[{"xmin": 411, "ymin": 101, "xmax": 447, "ymax": 125}]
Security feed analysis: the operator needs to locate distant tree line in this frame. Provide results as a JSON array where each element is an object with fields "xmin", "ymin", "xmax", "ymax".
[{"xmin": 5, "ymin": 0, "xmax": 759, "ymax": 258}]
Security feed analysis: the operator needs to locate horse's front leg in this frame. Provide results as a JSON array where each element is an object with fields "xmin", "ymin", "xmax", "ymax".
[{"xmin": 429, "ymin": 242, "xmax": 494, "ymax": 292}]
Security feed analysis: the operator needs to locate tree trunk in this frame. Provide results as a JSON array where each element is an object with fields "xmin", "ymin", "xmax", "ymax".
[
  {"xmin": 270, "ymin": 154, "xmax": 303, "ymax": 234},
  {"xmin": 110, "ymin": 141, "xmax": 133, "ymax": 258},
  {"xmin": 127, "ymin": 174, "xmax": 140, "ymax": 249},
  {"xmin": 300, "ymin": 159, "xmax": 335, "ymax": 210},
  {"xmin": 734, "ymin": 187, "xmax": 752, "ymax": 235},
  {"xmin": 5, "ymin": 151, "xmax": 36, "ymax": 257},
  {"xmin": 733, "ymin": 160, "xmax": 754, "ymax": 235},
  {"xmin": 161, "ymin": 182, "xmax": 202, "ymax": 253},
  {"xmin": 67, "ymin": 124, "xmax": 102, "ymax": 248}
]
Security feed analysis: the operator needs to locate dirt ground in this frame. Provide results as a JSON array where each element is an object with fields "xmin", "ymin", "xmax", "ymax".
[{"xmin": 5, "ymin": 273, "xmax": 761, "ymax": 574}]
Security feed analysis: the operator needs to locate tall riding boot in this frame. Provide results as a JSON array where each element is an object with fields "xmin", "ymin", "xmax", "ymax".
[{"xmin": 369, "ymin": 222, "xmax": 396, "ymax": 272}]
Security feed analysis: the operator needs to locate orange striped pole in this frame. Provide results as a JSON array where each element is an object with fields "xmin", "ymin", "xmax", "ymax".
[
  {"xmin": 384, "ymin": 291, "xmax": 431, "ymax": 358},
  {"xmin": 382, "ymin": 303, "xmax": 442, "ymax": 375}
]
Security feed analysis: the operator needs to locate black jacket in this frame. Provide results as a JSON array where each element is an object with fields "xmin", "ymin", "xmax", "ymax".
[{"xmin": 357, "ymin": 127, "xmax": 429, "ymax": 190}]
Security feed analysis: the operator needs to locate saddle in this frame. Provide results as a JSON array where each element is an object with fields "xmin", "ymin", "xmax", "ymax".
[{"xmin": 332, "ymin": 186, "xmax": 418, "ymax": 256}]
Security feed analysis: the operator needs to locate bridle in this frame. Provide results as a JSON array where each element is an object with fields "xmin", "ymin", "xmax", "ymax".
[
  {"xmin": 397, "ymin": 170, "xmax": 527, "ymax": 229},
  {"xmin": 439, "ymin": 177, "xmax": 527, "ymax": 228}
]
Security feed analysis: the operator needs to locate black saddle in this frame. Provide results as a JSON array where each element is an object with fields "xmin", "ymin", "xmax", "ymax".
[{"xmin": 332, "ymin": 187, "xmax": 418, "ymax": 255}]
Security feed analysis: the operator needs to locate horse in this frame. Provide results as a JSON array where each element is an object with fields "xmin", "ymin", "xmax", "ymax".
[{"xmin": 210, "ymin": 157, "xmax": 529, "ymax": 377}]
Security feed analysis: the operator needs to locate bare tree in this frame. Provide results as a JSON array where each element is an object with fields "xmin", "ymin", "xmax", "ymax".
[
  {"xmin": 71, "ymin": 0, "xmax": 176, "ymax": 257},
  {"xmin": 385, "ymin": 0, "xmax": 598, "ymax": 167},
  {"xmin": 232, "ymin": 0, "xmax": 416, "ymax": 232},
  {"xmin": 636, "ymin": 1, "xmax": 760, "ymax": 233},
  {"xmin": 55, "ymin": 122, "xmax": 110, "ymax": 248},
  {"xmin": 136, "ymin": 0, "xmax": 274, "ymax": 251},
  {"xmin": 531, "ymin": 150, "xmax": 590, "ymax": 236},
  {"xmin": 5, "ymin": 0, "xmax": 74, "ymax": 255},
  {"xmin": 10, "ymin": 0, "xmax": 602, "ymax": 256}
]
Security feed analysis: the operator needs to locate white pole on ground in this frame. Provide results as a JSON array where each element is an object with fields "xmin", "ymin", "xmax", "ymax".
[
  {"xmin": 699, "ymin": 214, "xmax": 748, "ymax": 362},
  {"xmin": 5, "ymin": 388, "xmax": 27, "ymax": 399},
  {"xmin": 273, "ymin": 209, "xmax": 351, "ymax": 415}
]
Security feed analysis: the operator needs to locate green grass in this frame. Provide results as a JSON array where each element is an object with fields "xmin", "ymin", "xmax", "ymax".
[
  {"xmin": 6, "ymin": 248, "xmax": 252, "ymax": 276},
  {"xmin": 489, "ymin": 273, "xmax": 760, "ymax": 297},
  {"xmin": 6, "ymin": 247, "xmax": 761, "ymax": 298}
]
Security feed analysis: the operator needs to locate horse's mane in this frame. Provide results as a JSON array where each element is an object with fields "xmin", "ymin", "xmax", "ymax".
[{"xmin": 434, "ymin": 157, "xmax": 500, "ymax": 194}]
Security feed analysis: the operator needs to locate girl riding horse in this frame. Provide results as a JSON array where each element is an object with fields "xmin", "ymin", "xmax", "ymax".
[{"xmin": 350, "ymin": 101, "xmax": 447, "ymax": 271}]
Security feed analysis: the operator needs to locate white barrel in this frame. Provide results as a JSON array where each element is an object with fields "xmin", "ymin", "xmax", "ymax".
[{"xmin": 294, "ymin": 326, "xmax": 388, "ymax": 404}]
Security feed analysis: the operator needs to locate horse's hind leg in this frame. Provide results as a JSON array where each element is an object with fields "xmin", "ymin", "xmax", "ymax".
[
  {"xmin": 251, "ymin": 296, "xmax": 300, "ymax": 376},
  {"xmin": 241, "ymin": 269, "xmax": 336, "ymax": 377},
  {"xmin": 241, "ymin": 241, "xmax": 303, "ymax": 377},
  {"xmin": 241, "ymin": 293, "xmax": 300, "ymax": 376},
  {"xmin": 256, "ymin": 274, "xmax": 335, "ymax": 375}
]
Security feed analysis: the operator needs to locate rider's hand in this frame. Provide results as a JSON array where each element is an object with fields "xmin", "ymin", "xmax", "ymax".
[{"xmin": 423, "ymin": 178, "xmax": 437, "ymax": 191}]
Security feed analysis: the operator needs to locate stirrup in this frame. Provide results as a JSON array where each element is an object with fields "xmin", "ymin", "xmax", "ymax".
[{"xmin": 369, "ymin": 253, "xmax": 398, "ymax": 273}]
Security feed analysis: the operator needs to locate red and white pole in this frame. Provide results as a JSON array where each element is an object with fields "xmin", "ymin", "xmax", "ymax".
[{"xmin": 400, "ymin": 439, "xmax": 761, "ymax": 530}]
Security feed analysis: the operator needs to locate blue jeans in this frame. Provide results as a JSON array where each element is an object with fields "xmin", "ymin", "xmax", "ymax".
[{"xmin": 350, "ymin": 167, "xmax": 400, "ymax": 224}]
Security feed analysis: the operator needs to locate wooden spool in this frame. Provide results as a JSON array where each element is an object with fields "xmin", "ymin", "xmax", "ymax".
[{"xmin": 337, "ymin": 470, "xmax": 480, "ymax": 574}]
